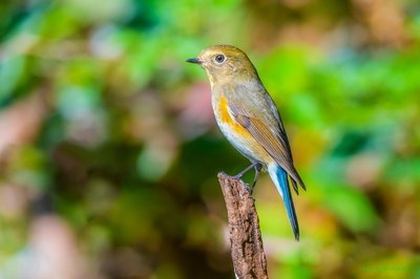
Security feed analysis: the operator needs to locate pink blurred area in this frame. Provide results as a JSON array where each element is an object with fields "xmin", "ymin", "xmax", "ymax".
[
  {"xmin": 177, "ymin": 82, "xmax": 214, "ymax": 138},
  {"xmin": 0, "ymin": 92, "xmax": 47, "ymax": 155}
]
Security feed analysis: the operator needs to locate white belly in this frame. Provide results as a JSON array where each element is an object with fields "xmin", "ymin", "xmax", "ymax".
[{"xmin": 218, "ymin": 122, "xmax": 258, "ymax": 160}]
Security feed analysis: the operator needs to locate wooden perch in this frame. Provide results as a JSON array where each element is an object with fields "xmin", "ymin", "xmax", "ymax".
[{"xmin": 217, "ymin": 172, "xmax": 269, "ymax": 279}]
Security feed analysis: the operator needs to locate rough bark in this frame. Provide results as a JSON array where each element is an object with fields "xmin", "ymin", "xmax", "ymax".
[{"xmin": 217, "ymin": 172, "xmax": 269, "ymax": 279}]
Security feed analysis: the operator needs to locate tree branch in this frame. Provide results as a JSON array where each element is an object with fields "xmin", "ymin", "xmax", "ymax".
[{"xmin": 217, "ymin": 172, "xmax": 269, "ymax": 279}]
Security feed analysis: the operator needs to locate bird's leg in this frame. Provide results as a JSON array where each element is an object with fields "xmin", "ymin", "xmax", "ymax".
[
  {"xmin": 250, "ymin": 163, "xmax": 263, "ymax": 191},
  {"xmin": 232, "ymin": 162, "xmax": 258, "ymax": 180}
]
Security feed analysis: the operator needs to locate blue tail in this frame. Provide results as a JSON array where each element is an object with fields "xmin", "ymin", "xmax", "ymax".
[{"xmin": 268, "ymin": 164, "xmax": 300, "ymax": 240}]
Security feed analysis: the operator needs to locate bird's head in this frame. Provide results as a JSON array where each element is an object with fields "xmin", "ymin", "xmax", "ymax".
[{"xmin": 187, "ymin": 45, "xmax": 258, "ymax": 86}]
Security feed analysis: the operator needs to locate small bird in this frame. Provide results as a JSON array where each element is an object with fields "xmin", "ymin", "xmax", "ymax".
[{"xmin": 187, "ymin": 45, "xmax": 306, "ymax": 240}]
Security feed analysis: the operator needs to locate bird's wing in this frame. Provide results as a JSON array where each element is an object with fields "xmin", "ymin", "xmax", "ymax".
[{"xmin": 225, "ymin": 84, "xmax": 305, "ymax": 192}]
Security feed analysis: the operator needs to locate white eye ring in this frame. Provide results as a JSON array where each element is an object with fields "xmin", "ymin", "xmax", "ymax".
[{"xmin": 214, "ymin": 54, "xmax": 226, "ymax": 64}]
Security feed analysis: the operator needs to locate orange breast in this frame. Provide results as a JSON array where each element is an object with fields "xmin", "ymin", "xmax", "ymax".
[
  {"xmin": 216, "ymin": 95, "xmax": 272, "ymax": 163},
  {"xmin": 217, "ymin": 95, "xmax": 250, "ymax": 137}
]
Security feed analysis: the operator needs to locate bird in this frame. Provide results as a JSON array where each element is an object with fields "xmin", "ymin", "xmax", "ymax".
[{"xmin": 186, "ymin": 45, "xmax": 306, "ymax": 240}]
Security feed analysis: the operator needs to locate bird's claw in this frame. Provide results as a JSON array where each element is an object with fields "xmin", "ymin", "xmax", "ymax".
[{"xmin": 232, "ymin": 162, "xmax": 262, "ymax": 194}]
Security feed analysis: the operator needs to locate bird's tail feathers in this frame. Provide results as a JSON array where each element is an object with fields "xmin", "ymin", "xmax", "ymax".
[{"xmin": 268, "ymin": 163, "xmax": 300, "ymax": 240}]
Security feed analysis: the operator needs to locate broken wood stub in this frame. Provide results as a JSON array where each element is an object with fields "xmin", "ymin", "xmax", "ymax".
[{"xmin": 217, "ymin": 172, "xmax": 269, "ymax": 279}]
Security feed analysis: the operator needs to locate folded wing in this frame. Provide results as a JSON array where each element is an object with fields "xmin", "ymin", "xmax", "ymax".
[{"xmin": 225, "ymin": 84, "xmax": 305, "ymax": 192}]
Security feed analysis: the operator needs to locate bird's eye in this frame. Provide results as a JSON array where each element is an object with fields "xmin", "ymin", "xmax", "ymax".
[{"xmin": 214, "ymin": 54, "xmax": 226, "ymax": 64}]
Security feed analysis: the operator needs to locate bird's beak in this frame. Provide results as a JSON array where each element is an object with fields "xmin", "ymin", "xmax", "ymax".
[{"xmin": 186, "ymin": 57, "xmax": 202, "ymax": 64}]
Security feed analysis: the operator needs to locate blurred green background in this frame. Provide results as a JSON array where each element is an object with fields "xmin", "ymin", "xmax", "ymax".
[{"xmin": 0, "ymin": 0, "xmax": 419, "ymax": 278}]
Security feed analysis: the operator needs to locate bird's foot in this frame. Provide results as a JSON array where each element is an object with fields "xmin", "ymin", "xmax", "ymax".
[
  {"xmin": 232, "ymin": 162, "xmax": 262, "ymax": 194},
  {"xmin": 249, "ymin": 163, "xmax": 263, "ymax": 193}
]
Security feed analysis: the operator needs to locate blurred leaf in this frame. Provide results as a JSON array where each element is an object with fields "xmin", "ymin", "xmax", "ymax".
[
  {"xmin": 0, "ymin": 56, "xmax": 26, "ymax": 105},
  {"xmin": 320, "ymin": 184, "xmax": 380, "ymax": 232},
  {"xmin": 383, "ymin": 158, "xmax": 420, "ymax": 189},
  {"xmin": 8, "ymin": 146, "xmax": 51, "ymax": 190},
  {"xmin": 259, "ymin": 45, "xmax": 314, "ymax": 97}
]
